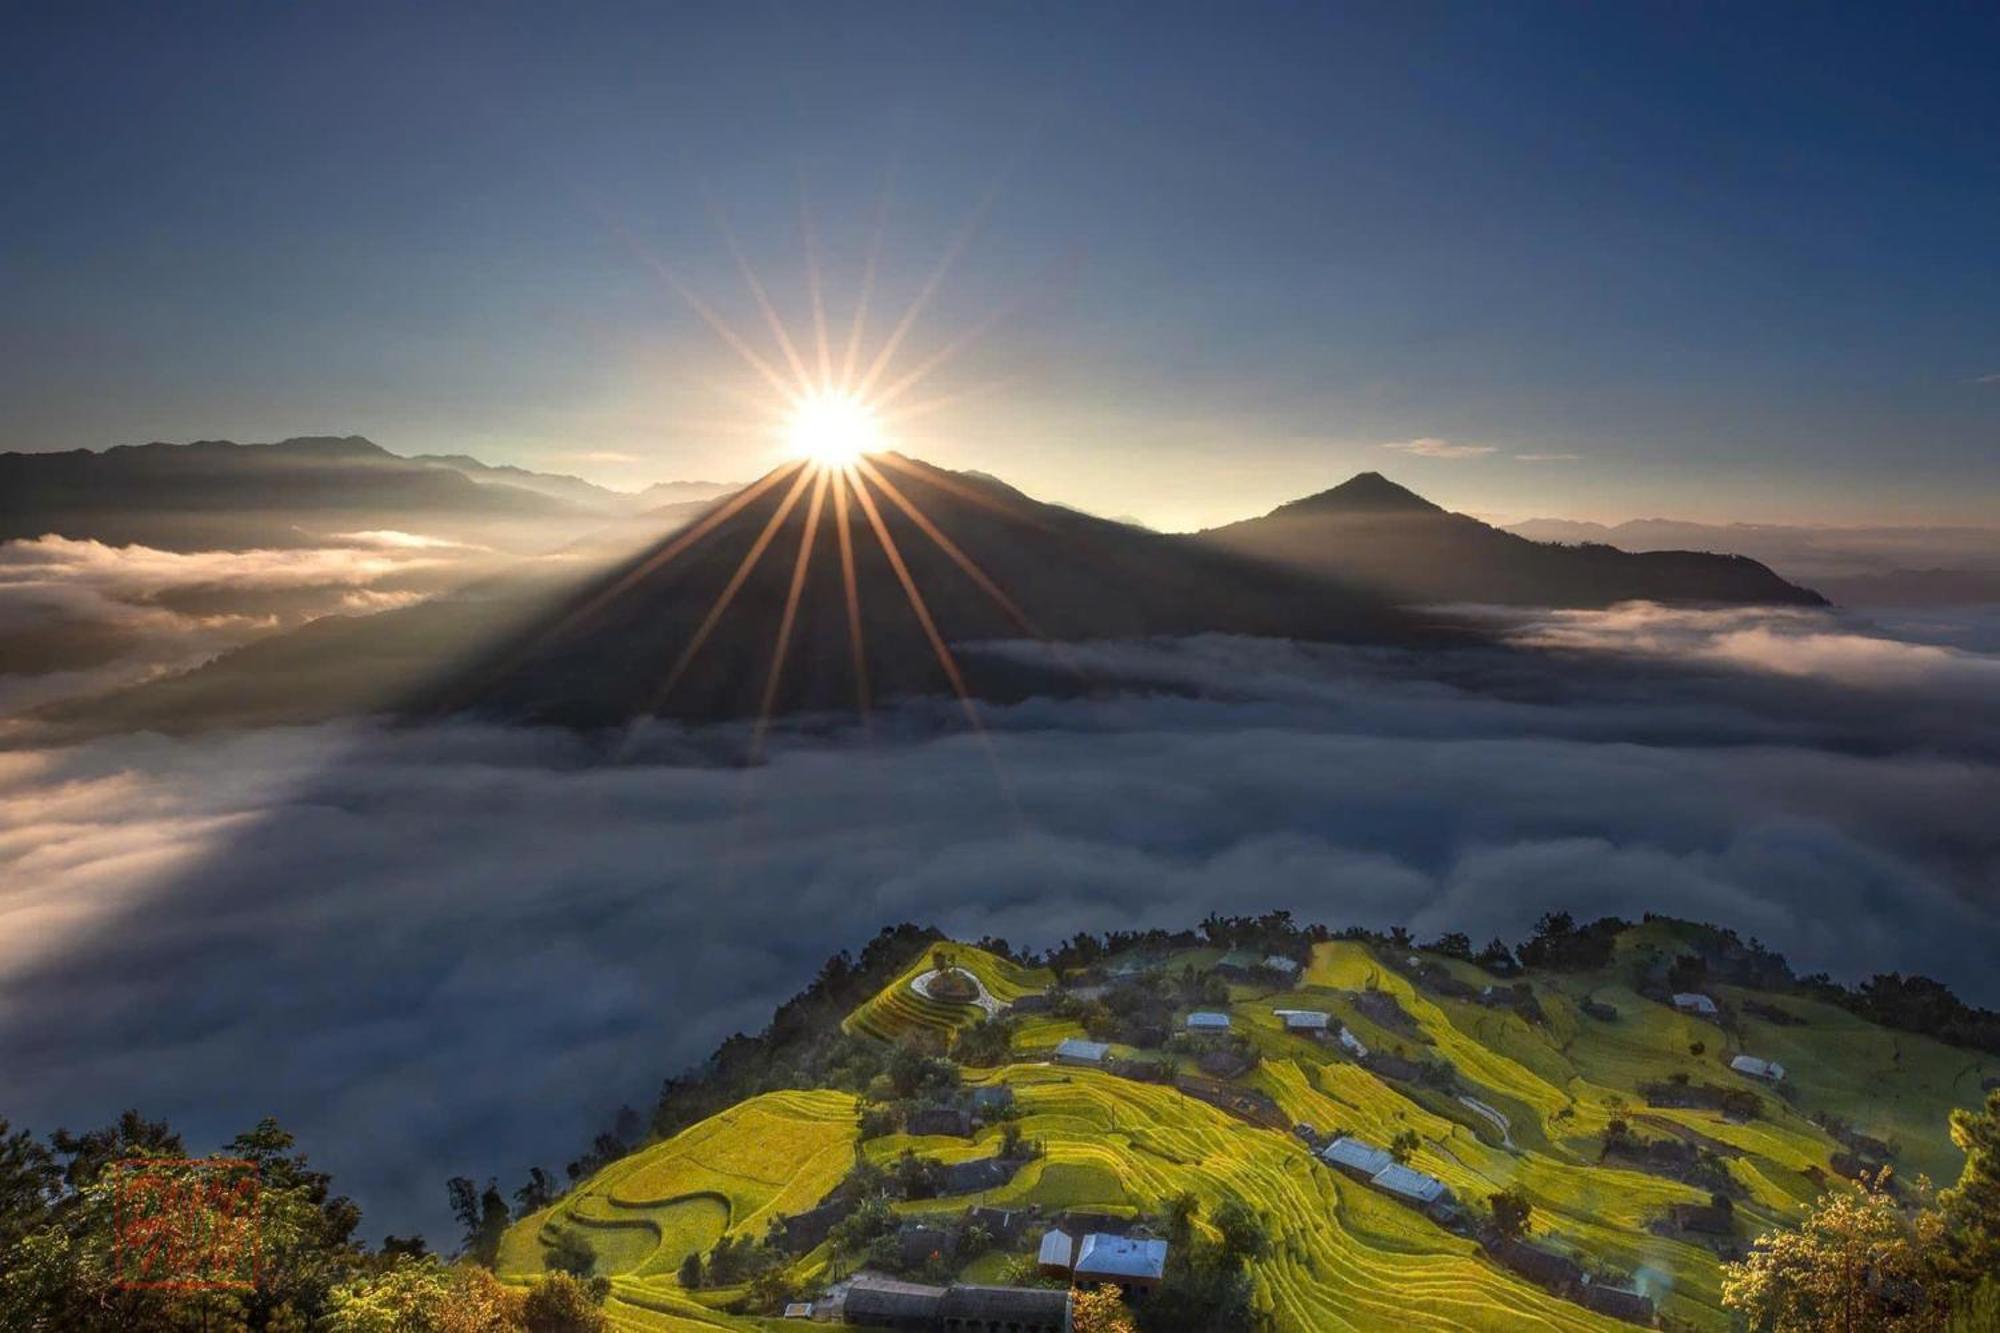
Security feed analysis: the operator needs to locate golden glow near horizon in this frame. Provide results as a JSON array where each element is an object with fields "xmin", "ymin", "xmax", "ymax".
[{"xmin": 786, "ymin": 391, "xmax": 880, "ymax": 467}]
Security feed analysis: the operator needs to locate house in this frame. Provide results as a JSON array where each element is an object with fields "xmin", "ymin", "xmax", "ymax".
[
  {"xmin": 1673, "ymin": 992, "xmax": 1719, "ymax": 1017},
  {"xmin": 896, "ymin": 1224, "xmax": 955, "ymax": 1269},
  {"xmin": 1580, "ymin": 998, "xmax": 1620, "ymax": 1022},
  {"xmin": 842, "ymin": 1275, "xmax": 947, "ymax": 1329},
  {"xmin": 1055, "ymin": 1037, "xmax": 1110, "ymax": 1066},
  {"xmin": 1368, "ymin": 1162, "xmax": 1450, "ymax": 1208},
  {"xmin": 938, "ymin": 1156, "xmax": 1020, "ymax": 1196},
  {"xmin": 1073, "ymin": 1234, "xmax": 1170, "ymax": 1300},
  {"xmin": 1035, "ymin": 1228, "xmax": 1076, "ymax": 1277},
  {"xmin": 1213, "ymin": 950, "xmax": 1263, "ymax": 979},
  {"xmin": 1186, "ymin": 1011, "xmax": 1232, "ymax": 1033},
  {"xmin": 1484, "ymin": 1236, "xmax": 1584, "ymax": 1295},
  {"xmin": 1196, "ymin": 1047, "xmax": 1256, "ymax": 1079},
  {"xmin": 1730, "ymin": 1055, "xmax": 1786, "ymax": 1082},
  {"xmin": 1319, "ymin": 1135, "xmax": 1395, "ymax": 1181},
  {"xmin": 937, "ymin": 1284, "xmax": 1072, "ymax": 1332},
  {"xmin": 841, "ymin": 1277, "xmax": 1072, "ymax": 1333},
  {"xmin": 1263, "ymin": 955, "xmax": 1303, "ymax": 977},
  {"xmin": 1338, "ymin": 1028, "xmax": 1370, "ymax": 1059},
  {"xmin": 1669, "ymin": 1200, "xmax": 1736, "ymax": 1235},
  {"xmin": 1275, "ymin": 1008, "xmax": 1330, "ymax": 1032},
  {"xmin": 1008, "ymin": 992, "xmax": 1054, "ymax": 1015},
  {"xmin": 906, "ymin": 1105, "xmax": 974, "ymax": 1138},
  {"xmin": 970, "ymin": 1085, "xmax": 1014, "ymax": 1114},
  {"xmin": 967, "ymin": 1206, "xmax": 1028, "ymax": 1244},
  {"xmin": 783, "ymin": 1302, "xmax": 814, "ymax": 1319},
  {"xmin": 1579, "ymin": 1280, "xmax": 1657, "ymax": 1326},
  {"xmin": 778, "ymin": 1198, "xmax": 855, "ymax": 1252}
]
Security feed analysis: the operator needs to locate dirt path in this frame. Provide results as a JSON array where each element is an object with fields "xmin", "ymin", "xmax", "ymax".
[{"xmin": 1458, "ymin": 1094, "xmax": 1516, "ymax": 1150}]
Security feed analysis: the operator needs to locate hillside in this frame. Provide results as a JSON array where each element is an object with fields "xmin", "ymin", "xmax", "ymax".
[
  {"xmin": 1199, "ymin": 474, "xmax": 1826, "ymax": 609},
  {"xmin": 61, "ymin": 454, "xmax": 1443, "ymax": 733},
  {"xmin": 496, "ymin": 918, "xmax": 1997, "ymax": 1332}
]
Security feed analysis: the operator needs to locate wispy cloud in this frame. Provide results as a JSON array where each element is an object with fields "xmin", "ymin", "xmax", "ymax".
[
  {"xmin": 560, "ymin": 450, "xmax": 644, "ymax": 465},
  {"xmin": 1513, "ymin": 452, "xmax": 1582, "ymax": 464},
  {"xmin": 1382, "ymin": 438, "xmax": 1495, "ymax": 460},
  {"xmin": 1973, "ymin": 371, "xmax": 2000, "ymax": 385}
]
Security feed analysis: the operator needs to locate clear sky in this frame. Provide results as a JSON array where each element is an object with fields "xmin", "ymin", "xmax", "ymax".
[{"xmin": 5, "ymin": 2, "xmax": 1996, "ymax": 528}]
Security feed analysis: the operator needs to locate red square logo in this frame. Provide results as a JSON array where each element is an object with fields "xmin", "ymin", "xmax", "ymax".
[{"xmin": 112, "ymin": 1158, "xmax": 261, "ymax": 1291}]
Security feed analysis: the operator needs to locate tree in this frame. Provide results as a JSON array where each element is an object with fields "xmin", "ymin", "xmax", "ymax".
[
  {"xmin": 1211, "ymin": 1200, "xmax": 1271, "ymax": 1268},
  {"xmin": 520, "ymin": 1272, "xmax": 610, "ymax": 1333},
  {"xmin": 1489, "ymin": 1188, "xmax": 1533, "ymax": 1240},
  {"xmin": 1073, "ymin": 1283, "xmax": 1139, "ymax": 1333},
  {"xmin": 448, "ymin": 1177, "xmax": 512, "ymax": 1268},
  {"xmin": 0, "ymin": 1117, "xmax": 58, "ymax": 1253},
  {"xmin": 677, "ymin": 1251, "xmax": 703, "ymax": 1289},
  {"xmin": 1722, "ymin": 1171, "xmax": 1949, "ymax": 1332},
  {"xmin": 513, "ymin": 1167, "xmax": 560, "ymax": 1218},
  {"xmin": 1940, "ymin": 1089, "xmax": 2000, "ymax": 1278},
  {"xmin": 321, "ymin": 1258, "xmax": 523, "ymax": 1332},
  {"xmin": 545, "ymin": 1228, "xmax": 595, "ymax": 1278},
  {"xmin": 1390, "ymin": 1129, "xmax": 1422, "ymax": 1163}
]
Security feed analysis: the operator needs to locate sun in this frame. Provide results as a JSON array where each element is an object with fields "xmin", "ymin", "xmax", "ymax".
[{"xmin": 787, "ymin": 391, "xmax": 880, "ymax": 467}]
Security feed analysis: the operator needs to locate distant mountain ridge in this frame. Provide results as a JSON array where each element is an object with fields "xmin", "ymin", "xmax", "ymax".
[
  {"xmin": 0, "ymin": 435, "xmax": 740, "ymax": 551},
  {"xmin": 1199, "ymin": 472, "xmax": 1825, "ymax": 608}
]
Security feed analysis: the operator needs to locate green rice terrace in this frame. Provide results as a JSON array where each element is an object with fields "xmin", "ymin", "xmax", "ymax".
[{"xmin": 498, "ymin": 921, "xmax": 2000, "ymax": 1331}]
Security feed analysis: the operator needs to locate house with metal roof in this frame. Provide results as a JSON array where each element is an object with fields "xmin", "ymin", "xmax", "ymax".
[
  {"xmin": 1369, "ymin": 1161, "xmax": 1449, "ymax": 1207},
  {"xmin": 1275, "ymin": 1008, "xmax": 1330, "ymax": 1032},
  {"xmin": 1673, "ymin": 992, "xmax": 1719, "ymax": 1016},
  {"xmin": 939, "ymin": 1284, "xmax": 1072, "ymax": 1331},
  {"xmin": 1730, "ymin": 1054, "xmax": 1786, "ymax": 1082},
  {"xmin": 1073, "ymin": 1233, "xmax": 1169, "ymax": 1300},
  {"xmin": 1055, "ymin": 1037, "xmax": 1110, "ymax": 1066},
  {"xmin": 1263, "ymin": 954, "xmax": 1302, "ymax": 976},
  {"xmin": 1185, "ymin": 1011, "xmax": 1232, "ymax": 1033},
  {"xmin": 1338, "ymin": 1028, "xmax": 1369, "ymax": 1059},
  {"xmin": 1319, "ymin": 1135, "xmax": 1395, "ymax": 1180},
  {"xmin": 1035, "ymin": 1228, "xmax": 1076, "ymax": 1277}
]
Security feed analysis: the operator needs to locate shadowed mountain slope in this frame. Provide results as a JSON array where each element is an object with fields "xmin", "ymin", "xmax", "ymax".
[
  {"xmin": 50, "ymin": 456, "xmax": 1446, "ymax": 733},
  {"xmin": 1198, "ymin": 473, "xmax": 1826, "ymax": 608}
]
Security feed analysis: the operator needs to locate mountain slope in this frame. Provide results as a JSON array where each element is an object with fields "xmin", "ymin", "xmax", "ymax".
[
  {"xmin": 0, "ymin": 435, "xmax": 575, "ymax": 550},
  {"xmin": 1199, "ymin": 473, "xmax": 1826, "ymax": 608},
  {"xmin": 55, "ymin": 455, "xmax": 1443, "ymax": 732}
]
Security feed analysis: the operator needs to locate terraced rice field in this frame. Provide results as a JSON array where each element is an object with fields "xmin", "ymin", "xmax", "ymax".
[
  {"xmin": 499, "ymin": 1089, "xmax": 860, "ymax": 1327},
  {"xmin": 841, "ymin": 944, "xmax": 1052, "ymax": 1043},
  {"xmin": 503, "ymin": 931, "xmax": 1993, "ymax": 1332}
]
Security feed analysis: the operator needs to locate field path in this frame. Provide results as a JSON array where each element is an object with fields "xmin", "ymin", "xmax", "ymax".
[{"xmin": 1458, "ymin": 1094, "xmax": 1516, "ymax": 1150}]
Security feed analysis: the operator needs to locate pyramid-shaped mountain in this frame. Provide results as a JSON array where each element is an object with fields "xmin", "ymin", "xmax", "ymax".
[
  {"xmin": 1198, "ymin": 473, "xmax": 1825, "ymax": 608},
  {"xmin": 69, "ymin": 456, "xmax": 1433, "ymax": 733}
]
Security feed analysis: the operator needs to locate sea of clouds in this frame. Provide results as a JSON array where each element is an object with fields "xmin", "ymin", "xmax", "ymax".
[{"xmin": 1, "ymin": 597, "xmax": 1996, "ymax": 1241}]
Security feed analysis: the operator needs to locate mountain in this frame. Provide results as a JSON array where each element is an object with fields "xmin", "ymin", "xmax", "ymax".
[
  {"xmin": 0, "ymin": 436, "xmax": 576, "ymax": 550},
  {"xmin": 406, "ymin": 453, "xmax": 638, "ymax": 512},
  {"xmin": 1199, "ymin": 473, "xmax": 1826, "ymax": 608},
  {"xmin": 55, "ymin": 456, "xmax": 1443, "ymax": 733}
]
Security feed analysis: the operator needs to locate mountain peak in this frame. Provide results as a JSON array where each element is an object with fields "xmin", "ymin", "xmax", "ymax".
[{"xmin": 1283, "ymin": 471, "xmax": 1444, "ymax": 517}]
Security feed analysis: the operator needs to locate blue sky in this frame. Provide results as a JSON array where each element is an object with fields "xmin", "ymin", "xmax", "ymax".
[{"xmin": 4, "ymin": 1, "xmax": 1996, "ymax": 526}]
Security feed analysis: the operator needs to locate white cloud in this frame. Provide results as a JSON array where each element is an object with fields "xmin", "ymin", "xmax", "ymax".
[
  {"xmin": 1972, "ymin": 371, "xmax": 2000, "ymax": 385},
  {"xmin": 0, "ymin": 617, "xmax": 1994, "ymax": 1242},
  {"xmin": 1512, "ymin": 452, "xmax": 1582, "ymax": 463},
  {"xmin": 1381, "ymin": 438, "xmax": 1496, "ymax": 459}
]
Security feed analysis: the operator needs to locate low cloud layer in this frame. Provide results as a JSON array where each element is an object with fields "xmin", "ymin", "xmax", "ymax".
[{"xmin": 0, "ymin": 608, "xmax": 1995, "ymax": 1242}]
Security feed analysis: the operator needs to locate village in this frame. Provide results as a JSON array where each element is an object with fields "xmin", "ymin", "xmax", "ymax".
[{"xmin": 498, "ymin": 916, "xmax": 1994, "ymax": 1333}]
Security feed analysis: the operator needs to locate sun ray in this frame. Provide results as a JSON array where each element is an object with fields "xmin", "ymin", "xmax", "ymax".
[
  {"xmin": 640, "ymin": 462, "xmax": 818, "ymax": 716},
  {"xmin": 844, "ymin": 464, "xmax": 981, "ymax": 727},
  {"xmin": 704, "ymin": 187, "xmax": 816, "ymax": 397},
  {"xmin": 854, "ymin": 456, "xmax": 1042, "ymax": 639},
  {"xmin": 796, "ymin": 167, "xmax": 834, "ymax": 393},
  {"xmin": 608, "ymin": 216, "xmax": 800, "ymax": 405},
  {"xmin": 875, "ymin": 378, "xmax": 1012, "ymax": 428},
  {"xmin": 871, "ymin": 450, "xmax": 1049, "ymax": 532},
  {"xmin": 830, "ymin": 466, "xmax": 873, "ymax": 719},
  {"xmin": 840, "ymin": 160, "xmax": 898, "ymax": 393},
  {"xmin": 851, "ymin": 176, "xmax": 1003, "ymax": 401},
  {"xmin": 749, "ymin": 466, "xmax": 831, "ymax": 758}
]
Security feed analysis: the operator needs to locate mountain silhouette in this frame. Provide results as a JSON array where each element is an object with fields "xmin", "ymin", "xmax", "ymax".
[
  {"xmin": 1198, "ymin": 472, "xmax": 1825, "ymax": 607},
  {"xmin": 57, "ymin": 456, "xmax": 1441, "ymax": 733}
]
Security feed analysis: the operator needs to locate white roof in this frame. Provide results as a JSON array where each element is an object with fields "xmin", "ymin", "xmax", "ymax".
[
  {"xmin": 1279, "ymin": 1009, "xmax": 1330, "ymax": 1030},
  {"xmin": 1320, "ymin": 1136, "xmax": 1395, "ymax": 1176},
  {"xmin": 1730, "ymin": 1055, "xmax": 1786, "ymax": 1080},
  {"xmin": 1074, "ymin": 1233, "xmax": 1168, "ymax": 1280},
  {"xmin": 1056, "ymin": 1037, "xmax": 1110, "ymax": 1062},
  {"xmin": 1036, "ymin": 1229, "xmax": 1074, "ymax": 1267},
  {"xmin": 1264, "ymin": 955, "xmax": 1302, "ymax": 973},
  {"xmin": 1673, "ymin": 992, "xmax": 1718, "ymax": 1014},
  {"xmin": 1186, "ymin": 1011, "xmax": 1232, "ymax": 1029},
  {"xmin": 1369, "ymin": 1162, "xmax": 1448, "ymax": 1204},
  {"xmin": 1338, "ymin": 1028, "xmax": 1369, "ymax": 1058}
]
